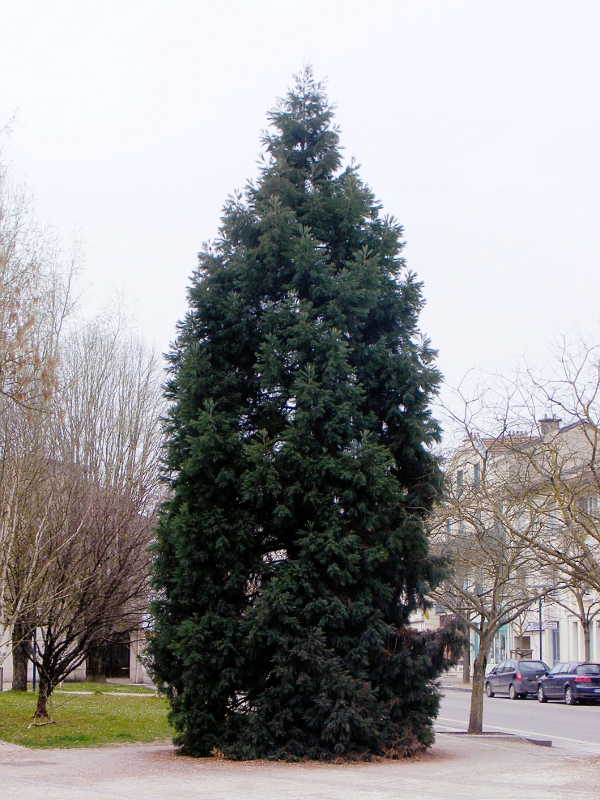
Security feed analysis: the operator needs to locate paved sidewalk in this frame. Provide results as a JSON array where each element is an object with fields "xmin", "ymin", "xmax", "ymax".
[
  {"xmin": 1, "ymin": 733, "xmax": 599, "ymax": 800},
  {"xmin": 440, "ymin": 673, "xmax": 473, "ymax": 692}
]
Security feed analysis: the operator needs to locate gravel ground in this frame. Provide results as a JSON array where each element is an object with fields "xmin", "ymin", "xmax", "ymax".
[{"xmin": 1, "ymin": 733, "xmax": 599, "ymax": 800}]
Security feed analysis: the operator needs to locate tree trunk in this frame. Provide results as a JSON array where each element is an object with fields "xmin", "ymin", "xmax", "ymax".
[
  {"xmin": 468, "ymin": 644, "xmax": 488, "ymax": 734},
  {"xmin": 11, "ymin": 620, "xmax": 31, "ymax": 691},
  {"xmin": 34, "ymin": 677, "xmax": 50, "ymax": 719},
  {"xmin": 462, "ymin": 638, "xmax": 471, "ymax": 684},
  {"xmin": 583, "ymin": 619, "xmax": 591, "ymax": 661}
]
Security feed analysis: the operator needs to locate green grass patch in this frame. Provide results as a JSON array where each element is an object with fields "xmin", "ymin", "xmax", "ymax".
[
  {"xmin": 56, "ymin": 682, "xmax": 157, "ymax": 695},
  {"xmin": 0, "ymin": 689, "xmax": 172, "ymax": 748}
]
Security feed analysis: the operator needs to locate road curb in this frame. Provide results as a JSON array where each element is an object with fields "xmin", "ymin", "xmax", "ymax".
[
  {"xmin": 439, "ymin": 731, "xmax": 552, "ymax": 748},
  {"xmin": 441, "ymin": 683, "xmax": 472, "ymax": 693}
]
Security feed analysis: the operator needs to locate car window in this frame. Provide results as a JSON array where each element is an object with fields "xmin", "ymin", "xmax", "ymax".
[
  {"xmin": 576, "ymin": 664, "xmax": 600, "ymax": 675},
  {"xmin": 519, "ymin": 661, "xmax": 546, "ymax": 673},
  {"xmin": 548, "ymin": 663, "xmax": 563, "ymax": 675}
]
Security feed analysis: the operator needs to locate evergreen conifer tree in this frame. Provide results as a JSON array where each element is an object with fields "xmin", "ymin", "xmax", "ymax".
[{"xmin": 150, "ymin": 68, "xmax": 461, "ymax": 759}]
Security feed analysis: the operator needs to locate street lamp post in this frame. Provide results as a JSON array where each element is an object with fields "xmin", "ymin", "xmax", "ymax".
[{"xmin": 539, "ymin": 595, "xmax": 543, "ymax": 663}]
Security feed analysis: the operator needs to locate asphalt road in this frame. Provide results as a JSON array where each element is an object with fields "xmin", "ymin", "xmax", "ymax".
[{"xmin": 438, "ymin": 685, "xmax": 600, "ymax": 754}]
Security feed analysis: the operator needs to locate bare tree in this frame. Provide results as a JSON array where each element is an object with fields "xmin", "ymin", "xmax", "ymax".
[
  {"xmin": 0, "ymin": 137, "xmax": 75, "ymax": 410},
  {"xmin": 546, "ymin": 585, "xmax": 600, "ymax": 661},
  {"xmin": 0, "ymin": 139, "xmax": 77, "ymax": 685},
  {"xmin": 508, "ymin": 338, "xmax": 600, "ymax": 598},
  {"xmin": 0, "ymin": 136, "xmax": 162, "ymax": 711},
  {"xmin": 21, "ymin": 310, "xmax": 164, "ymax": 717},
  {"xmin": 0, "ymin": 405, "xmax": 52, "ymax": 687},
  {"xmin": 430, "ymin": 430, "xmax": 558, "ymax": 734},
  {"xmin": 434, "ymin": 330, "xmax": 600, "ymax": 730},
  {"xmin": 26, "ymin": 470, "xmax": 155, "ymax": 716}
]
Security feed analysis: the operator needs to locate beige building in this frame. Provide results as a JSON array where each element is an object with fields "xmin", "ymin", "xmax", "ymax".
[
  {"xmin": 419, "ymin": 417, "xmax": 600, "ymax": 674},
  {"xmin": 0, "ymin": 628, "xmax": 152, "ymax": 690}
]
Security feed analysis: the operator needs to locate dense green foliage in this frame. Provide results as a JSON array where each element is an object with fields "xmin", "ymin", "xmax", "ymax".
[{"xmin": 150, "ymin": 69, "xmax": 461, "ymax": 760}]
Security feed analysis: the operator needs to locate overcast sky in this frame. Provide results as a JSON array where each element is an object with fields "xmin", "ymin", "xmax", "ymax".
[{"xmin": 2, "ymin": 0, "xmax": 599, "ymax": 415}]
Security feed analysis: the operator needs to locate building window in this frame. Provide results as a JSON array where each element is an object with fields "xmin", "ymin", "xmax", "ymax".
[
  {"xmin": 493, "ymin": 506, "xmax": 506, "ymax": 541},
  {"xmin": 457, "ymin": 469, "xmax": 464, "ymax": 496},
  {"xmin": 552, "ymin": 625, "xmax": 560, "ymax": 665},
  {"xmin": 473, "ymin": 463, "xmax": 481, "ymax": 488},
  {"xmin": 579, "ymin": 496, "xmax": 598, "ymax": 519},
  {"xmin": 571, "ymin": 620, "xmax": 579, "ymax": 661}
]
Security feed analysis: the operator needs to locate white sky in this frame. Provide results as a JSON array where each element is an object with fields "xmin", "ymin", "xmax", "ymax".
[{"xmin": 2, "ymin": 0, "xmax": 599, "ymax": 414}]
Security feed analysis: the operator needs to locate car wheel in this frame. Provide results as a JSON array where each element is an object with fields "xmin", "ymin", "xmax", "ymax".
[
  {"xmin": 565, "ymin": 685, "xmax": 577, "ymax": 705},
  {"xmin": 485, "ymin": 682, "xmax": 494, "ymax": 698},
  {"xmin": 509, "ymin": 683, "xmax": 519, "ymax": 700},
  {"xmin": 538, "ymin": 685, "xmax": 547, "ymax": 703}
]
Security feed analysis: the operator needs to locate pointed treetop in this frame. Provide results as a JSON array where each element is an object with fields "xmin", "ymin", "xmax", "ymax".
[{"xmin": 262, "ymin": 66, "xmax": 342, "ymax": 183}]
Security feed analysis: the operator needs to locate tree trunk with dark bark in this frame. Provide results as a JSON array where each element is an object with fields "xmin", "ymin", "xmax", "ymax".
[
  {"xmin": 468, "ymin": 644, "xmax": 489, "ymax": 734},
  {"xmin": 11, "ymin": 620, "xmax": 31, "ymax": 691},
  {"xmin": 34, "ymin": 677, "xmax": 50, "ymax": 719}
]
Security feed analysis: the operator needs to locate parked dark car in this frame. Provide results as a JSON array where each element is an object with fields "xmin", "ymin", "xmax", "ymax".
[
  {"xmin": 537, "ymin": 662, "xmax": 600, "ymax": 704},
  {"xmin": 485, "ymin": 659, "xmax": 550, "ymax": 699}
]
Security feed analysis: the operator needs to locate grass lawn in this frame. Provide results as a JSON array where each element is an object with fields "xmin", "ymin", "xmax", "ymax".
[
  {"xmin": 0, "ymin": 689, "xmax": 173, "ymax": 748},
  {"xmin": 56, "ymin": 682, "xmax": 157, "ymax": 694}
]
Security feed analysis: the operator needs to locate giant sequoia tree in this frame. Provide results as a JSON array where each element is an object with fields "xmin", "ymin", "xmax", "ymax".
[{"xmin": 150, "ymin": 69, "xmax": 460, "ymax": 759}]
